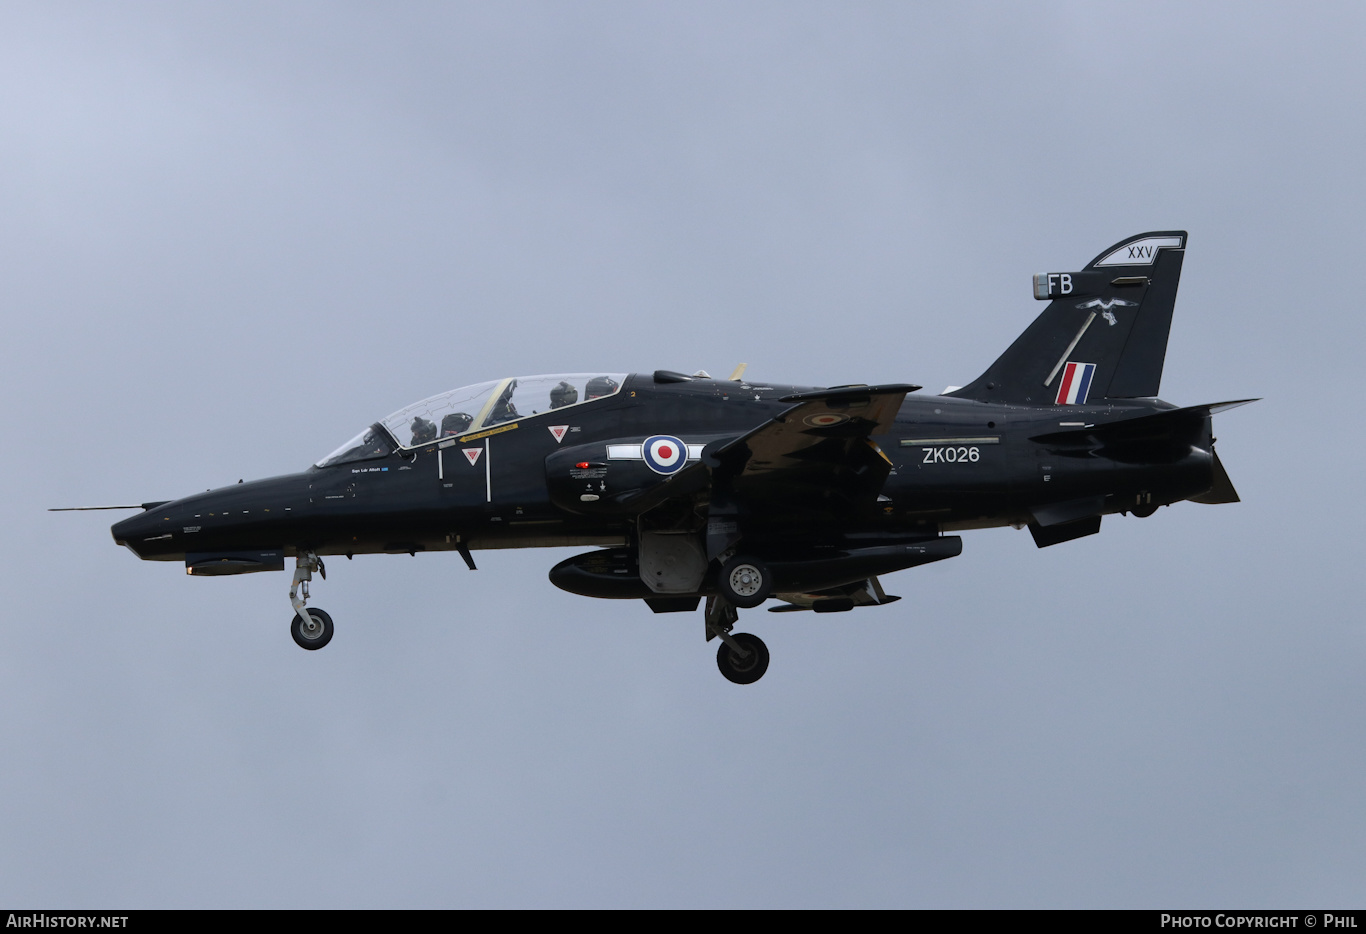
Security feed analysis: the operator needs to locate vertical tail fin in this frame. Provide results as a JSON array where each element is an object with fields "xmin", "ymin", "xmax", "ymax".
[{"xmin": 948, "ymin": 231, "xmax": 1187, "ymax": 405}]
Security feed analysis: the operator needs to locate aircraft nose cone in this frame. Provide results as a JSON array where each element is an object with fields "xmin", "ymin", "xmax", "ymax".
[
  {"xmin": 111, "ymin": 511, "xmax": 146, "ymax": 543},
  {"xmin": 111, "ymin": 507, "xmax": 173, "ymax": 556}
]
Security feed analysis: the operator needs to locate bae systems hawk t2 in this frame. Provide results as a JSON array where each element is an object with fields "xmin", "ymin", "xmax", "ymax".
[{"xmin": 97, "ymin": 231, "xmax": 1250, "ymax": 684}]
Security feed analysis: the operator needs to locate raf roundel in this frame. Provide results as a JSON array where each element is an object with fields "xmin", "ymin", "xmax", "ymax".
[{"xmin": 642, "ymin": 435, "xmax": 688, "ymax": 475}]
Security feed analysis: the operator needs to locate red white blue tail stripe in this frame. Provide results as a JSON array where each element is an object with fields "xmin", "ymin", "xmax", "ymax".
[{"xmin": 1055, "ymin": 362, "xmax": 1096, "ymax": 405}]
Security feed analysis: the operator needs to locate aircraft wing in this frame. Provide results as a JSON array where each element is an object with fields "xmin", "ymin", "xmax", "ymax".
[{"xmin": 700, "ymin": 383, "xmax": 919, "ymax": 514}]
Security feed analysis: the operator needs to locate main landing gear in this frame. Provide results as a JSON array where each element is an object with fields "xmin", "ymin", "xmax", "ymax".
[
  {"xmin": 716, "ymin": 631, "xmax": 769, "ymax": 684},
  {"xmin": 705, "ymin": 593, "xmax": 770, "ymax": 685},
  {"xmin": 289, "ymin": 551, "xmax": 333, "ymax": 650},
  {"xmin": 718, "ymin": 555, "xmax": 772, "ymax": 608}
]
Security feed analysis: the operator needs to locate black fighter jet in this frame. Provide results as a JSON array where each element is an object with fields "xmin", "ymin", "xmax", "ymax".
[{"xmin": 102, "ymin": 231, "xmax": 1250, "ymax": 684}]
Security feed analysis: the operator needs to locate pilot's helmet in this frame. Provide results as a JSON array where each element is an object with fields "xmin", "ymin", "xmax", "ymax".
[
  {"xmin": 585, "ymin": 376, "xmax": 619, "ymax": 399},
  {"xmin": 410, "ymin": 416, "xmax": 437, "ymax": 445},
  {"xmin": 549, "ymin": 381, "xmax": 579, "ymax": 409},
  {"xmin": 441, "ymin": 412, "xmax": 473, "ymax": 436}
]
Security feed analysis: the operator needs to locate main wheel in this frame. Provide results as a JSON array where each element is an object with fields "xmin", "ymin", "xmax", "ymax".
[
  {"xmin": 291, "ymin": 608, "xmax": 334, "ymax": 650},
  {"xmin": 719, "ymin": 555, "xmax": 772, "ymax": 609},
  {"xmin": 716, "ymin": 632, "xmax": 770, "ymax": 685}
]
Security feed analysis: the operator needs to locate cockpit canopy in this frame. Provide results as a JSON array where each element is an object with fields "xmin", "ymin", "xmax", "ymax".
[{"xmin": 316, "ymin": 373, "xmax": 627, "ymax": 468}]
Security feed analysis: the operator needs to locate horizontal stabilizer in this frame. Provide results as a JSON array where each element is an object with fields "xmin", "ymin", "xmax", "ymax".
[{"xmin": 1030, "ymin": 399, "xmax": 1258, "ymax": 445}]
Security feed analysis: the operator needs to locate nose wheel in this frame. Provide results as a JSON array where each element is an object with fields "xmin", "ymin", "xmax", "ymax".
[
  {"xmin": 291, "ymin": 608, "xmax": 334, "ymax": 650},
  {"xmin": 288, "ymin": 551, "xmax": 334, "ymax": 651}
]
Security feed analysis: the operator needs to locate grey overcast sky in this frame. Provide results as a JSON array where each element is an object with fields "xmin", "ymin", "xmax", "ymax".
[{"xmin": 2, "ymin": 1, "xmax": 1363, "ymax": 908}]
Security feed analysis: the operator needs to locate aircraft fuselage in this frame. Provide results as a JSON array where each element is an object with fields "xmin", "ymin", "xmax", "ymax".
[{"xmin": 112, "ymin": 375, "xmax": 1212, "ymax": 567}]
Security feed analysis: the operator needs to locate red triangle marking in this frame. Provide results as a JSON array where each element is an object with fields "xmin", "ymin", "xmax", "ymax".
[
  {"xmin": 463, "ymin": 448, "xmax": 483, "ymax": 466},
  {"xmin": 549, "ymin": 425, "xmax": 568, "ymax": 443}
]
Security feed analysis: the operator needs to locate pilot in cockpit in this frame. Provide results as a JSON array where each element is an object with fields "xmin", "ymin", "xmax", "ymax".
[
  {"xmin": 441, "ymin": 412, "xmax": 473, "ymax": 436},
  {"xmin": 585, "ymin": 376, "xmax": 619, "ymax": 399},
  {"xmin": 410, "ymin": 417, "xmax": 437, "ymax": 445},
  {"xmin": 549, "ymin": 381, "xmax": 578, "ymax": 409}
]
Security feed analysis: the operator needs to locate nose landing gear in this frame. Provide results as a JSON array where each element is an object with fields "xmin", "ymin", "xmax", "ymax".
[
  {"xmin": 289, "ymin": 552, "xmax": 333, "ymax": 651},
  {"xmin": 291, "ymin": 607, "xmax": 333, "ymax": 650}
]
